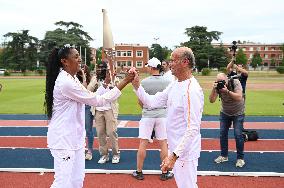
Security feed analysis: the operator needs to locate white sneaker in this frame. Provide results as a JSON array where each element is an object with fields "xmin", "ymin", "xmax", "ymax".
[
  {"xmin": 98, "ymin": 155, "xmax": 109, "ymax": 164},
  {"xmin": 236, "ymin": 159, "xmax": 245, "ymax": 168},
  {"xmin": 214, "ymin": 156, "xmax": 229, "ymax": 163},
  {"xmin": 112, "ymin": 155, "xmax": 120, "ymax": 164},
  {"xmin": 85, "ymin": 152, "xmax": 92, "ymax": 161}
]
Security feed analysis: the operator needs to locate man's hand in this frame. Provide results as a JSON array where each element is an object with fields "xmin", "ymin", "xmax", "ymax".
[
  {"xmin": 219, "ymin": 85, "xmax": 229, "ymax": 94},
  {"xmin": 132, "ymin": 72, "xmax": 140, "ymax": 90},
  {"xmin": 160, "ymin": 154, "xmax": 177, "ymax": 172}
]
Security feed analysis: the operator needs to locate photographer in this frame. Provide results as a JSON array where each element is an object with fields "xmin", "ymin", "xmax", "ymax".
[
  {"xmin": 209, "ymin": 73, "xmax": 245, "ymax": 168},
  {"xmin": 227, "ymin": 42, "xmax": 249, "ymax": 99},
  {"xmin": 227, "ymin": 59, "xmax": 248, "ymax": 97}
]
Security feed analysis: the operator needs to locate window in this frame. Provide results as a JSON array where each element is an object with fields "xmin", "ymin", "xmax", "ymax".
[
  {"xmin": 257, "ymin": 47, "xmax": 261, "ymax": 51},
  {"xmin": 242, "ymin": 48, "xmax": 246, "ymax": 51},
  {"xmin": 117, "ymin": 61, "xmax": 132, "ymax": 67},
  {"xmin": 116, "ymin": 61, "xmax": 121, "ymax": 67},
  {"xmin": 264, "ymin": 62, "xmax": 268, "ymax": 66},
  {"xmin": 127, "ymin": 51, "xmax": 132, "ymax": 57},
  {"xmin": 264, "ymin": 54, "xmax": 268, "ymax": 59},
  {"xmin": 116, "ymin": 51, "xmax": 121, "ymax": 57},
  {"xmin": 136, "ymin": 61, "xmax": 143, "ymax": 68},
  {"xmin": 122, "ymin": 51, "xmax": 127, "ymax": 57},
  {"xmin": 127, "ymin": 61, "xmax": 132, "ymax": 67},
  {"xmin": 271, "ymin": 54, "xmax": 276, "ymax": 58},
  {"xmin": 264, "ymin": 47, "xmax": 268, "ymax": 51},
  {"xmin": 279, "ymin": 55, "xmax": 283, "ymax": 59},
  {"xmin": 249, "ymin": 47, "xmax": 254, "ymax": 51},
  {"xmin": 117, "ymin": 61, "xmax": 126, "ymax": 67},
  {"xmin": 136, "ymin": 50, "xmax": 143, "ymax": 57},
  {"xmin": 249, "ymin": 54, "xmax": 253, "ymax": 58}
]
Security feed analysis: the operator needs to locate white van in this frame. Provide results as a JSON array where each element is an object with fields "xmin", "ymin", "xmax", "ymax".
[{"xmin": 0, "ymin": 69, "xmax": 6, "ymax": 75}]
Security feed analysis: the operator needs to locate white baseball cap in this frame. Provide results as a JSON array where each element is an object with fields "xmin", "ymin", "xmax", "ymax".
[{"xmin": 146, "ymin": 57, "xmax": 161, "ymax": 68}]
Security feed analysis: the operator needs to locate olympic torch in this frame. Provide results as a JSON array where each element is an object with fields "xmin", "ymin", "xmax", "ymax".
[{"xmin": 102, "ymin": 9, "xmax": 116, "ymax": 84}]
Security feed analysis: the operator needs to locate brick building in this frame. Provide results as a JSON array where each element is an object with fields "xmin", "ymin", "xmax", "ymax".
[
  {"xmin": 102, "ymin": 43, "xmax": 149, "ymax": 73},
  {"xmin": 213, "ymin": 43, "xmax": 283, "ymax": 67}
]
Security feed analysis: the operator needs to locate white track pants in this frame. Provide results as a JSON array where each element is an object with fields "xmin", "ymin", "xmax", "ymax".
[
  {"xmin": 50, "ymin": 148, "xmax": 85, "ymax": 188},
  {"xmin": 173, "ymin": 159, "xmax": 198, "ymax": 188}
]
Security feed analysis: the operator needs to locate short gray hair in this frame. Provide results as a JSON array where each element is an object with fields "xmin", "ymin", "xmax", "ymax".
[{"xmin": 172, "ymin": 47, "xmax": 195, "ymax": 68}]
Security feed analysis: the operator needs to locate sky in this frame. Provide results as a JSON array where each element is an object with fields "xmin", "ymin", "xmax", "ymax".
[{"xmin": 0, "ymin": 0, "xmax": 283, "ymax": 49}]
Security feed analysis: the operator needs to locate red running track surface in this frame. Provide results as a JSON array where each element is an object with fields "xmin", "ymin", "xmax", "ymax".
[
  {"xmin": 0, "ymin": 137, "xmax": 284, "ymax": 151},
  {"xmin": 0, "ymin": 172, "xmax": 283, "ymax": 188},
  {"xmin": 1, "ymin": 120, "xmax": 284, "ymax": 130}
]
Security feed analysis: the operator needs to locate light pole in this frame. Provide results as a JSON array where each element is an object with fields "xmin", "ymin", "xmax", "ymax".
[{"xmin": 153, "ymin": 37, "xmax": 159, "ymax": 44}]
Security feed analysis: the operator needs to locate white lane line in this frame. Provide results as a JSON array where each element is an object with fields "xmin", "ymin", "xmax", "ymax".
[
  {"xmin": 0, "ymin": 147, "xmax": 284, "ymax": 153},
  {"xmin": 117, "ymin": 121, "xmax": 128, "ymax": 128},
  {"xmin": 0, "ymin": 168, "xmax": 283, "ymax": 177}
]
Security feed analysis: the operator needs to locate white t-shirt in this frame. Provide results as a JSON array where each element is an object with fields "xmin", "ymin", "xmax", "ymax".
[
  {"xmin": 47, "ymin": 70, "xmax": 121, "ymax": 150},
  {"xmin": 163, "ymin": 70, "xmax": 175, "ymax": 82},
  {"xmin": 135, "ymin": 77, "xmax": 204, "ymax": 161},
  {"xmin": 95, "ymin": 85, "xmax": 112, "ymax": 111}
]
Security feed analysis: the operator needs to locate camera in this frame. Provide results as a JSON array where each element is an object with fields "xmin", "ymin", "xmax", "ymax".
[
  {"xmin": 215, "ymin": 80, "xmax": 226, "ymax": 90},
  {"xmin": 96, "ymin": 61, "xmax": 108, "ymax": 81},
  {"xmin": 229, "ymin": 41, "xmax": 238, "ymax": 57},
  {"xmin": 228, "ymin": 74, "xmax": 240, "ymax": 80}
]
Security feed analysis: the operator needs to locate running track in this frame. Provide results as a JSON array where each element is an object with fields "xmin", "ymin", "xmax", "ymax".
[{"xmin": 0, "ymin": 115, "xmax": 283, "ymax": 188}]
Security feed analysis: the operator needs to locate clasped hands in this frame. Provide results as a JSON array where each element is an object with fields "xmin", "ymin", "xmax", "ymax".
[{"xmin": 124, "ymin": 67, "xmax": 140, "ymax": 89}]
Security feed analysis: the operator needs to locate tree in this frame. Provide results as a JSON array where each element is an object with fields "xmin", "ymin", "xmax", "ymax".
[
  {"xmin": 181, "ymin": 26, "xmax": 226, "ymax": 71},
  {"xmin": 270, "ymin": 58, "xmax": 276, "ymax": 67},
  {"xmin": 40, "ymin": 21, "xmax": 93, "ymax": 66},
  {"xmin": 2, "ymin": 30, "xmax": 39, "ymax": 72},
  {"xmin": 208, "ymin": 44, "xmax": 230, "ymax": 69},
  {"xmin": 96, "ymin": 47, "xmax": 102, "ymax": 65},
  {"xmin": 149, "ymin": 43, "xmax": 171, "ymax": 61},
  {"xmin": 236, "ymin": 48, "xmax": 248, "ymax": 65},
  {"xmin": 250, "ymin": 52, "xmax": 262, "ymax": 70}
]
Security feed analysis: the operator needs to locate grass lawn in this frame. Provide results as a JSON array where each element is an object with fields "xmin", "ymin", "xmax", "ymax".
[{"xmin": 0, "ymin": 76, "xmax": 283, "ymax": 116}]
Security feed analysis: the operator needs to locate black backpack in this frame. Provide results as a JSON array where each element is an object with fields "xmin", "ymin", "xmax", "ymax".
[{"xmin": 242, "ymin": 129, "xmax": 259, "ymax": 142}]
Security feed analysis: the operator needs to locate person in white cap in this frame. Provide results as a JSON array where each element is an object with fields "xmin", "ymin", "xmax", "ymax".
[
  {"xmin": 132, "ymin": 47, "xmax": 204, "ymax": 188},
  {"xmin": 132, "ymin": 57, "xmax": 173, "ymax": 181}
]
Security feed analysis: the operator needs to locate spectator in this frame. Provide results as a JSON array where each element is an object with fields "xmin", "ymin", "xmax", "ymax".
[
  {"xmin": 226, "ymin": 58, "xmax": 248, "ymax": 99},
  {"xmin": 77, "ymin": 65, "xmax": 98, "ymax": 161},
  {"xmin": 162, "ymin": 60, "xmax": 175, "ymax": 82},
  {"xmin": 132, "ymin": 57, "xmax": 173, "ymax": 181},
  {"xmin": 209, "ymin": 73, "xmax": 245, "ymax": 168},
  {"xmin": 91, "ymin": 70, "xmax": 121, "ymax": 164}
]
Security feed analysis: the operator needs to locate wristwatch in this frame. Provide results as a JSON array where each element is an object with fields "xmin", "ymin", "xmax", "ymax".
[{"xmin": 172, "ymin": 152, "xmax": 179, "ymax": 159}]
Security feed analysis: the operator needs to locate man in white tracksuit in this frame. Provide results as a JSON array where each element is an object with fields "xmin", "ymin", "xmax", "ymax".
[{"xmin": 132, "ymin": 46, "xmax": 204, "ymax": 188}]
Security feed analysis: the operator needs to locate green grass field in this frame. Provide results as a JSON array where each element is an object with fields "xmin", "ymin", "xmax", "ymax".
[{"xmin": 0, "ymin": 75, "xmax": 283, "ymax": 116}]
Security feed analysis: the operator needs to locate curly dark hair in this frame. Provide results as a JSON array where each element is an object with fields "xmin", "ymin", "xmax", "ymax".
[{"xmin": 45, "ymin": 46, "xmax": 74, "ymax": 119}]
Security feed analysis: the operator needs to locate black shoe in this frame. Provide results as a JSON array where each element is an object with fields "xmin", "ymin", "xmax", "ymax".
[
  {"xmin": 160, "ymin": 171, "xmax": 174, "ymax": 181},
  {"xmin": 132, "ymin": 171, "xmax": 144, "ymax": 180}
]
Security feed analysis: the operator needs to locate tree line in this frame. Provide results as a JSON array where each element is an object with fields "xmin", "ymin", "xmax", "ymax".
[{"xmin": 1, "ymin": 22, "xmax": 283, "ymax": 72}]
